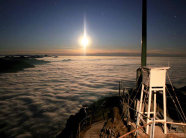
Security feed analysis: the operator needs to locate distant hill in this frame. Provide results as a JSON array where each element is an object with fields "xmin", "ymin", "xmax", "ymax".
[{"xmin": 0, "ymin": 56, "xmax": 49, "ymax": 73}]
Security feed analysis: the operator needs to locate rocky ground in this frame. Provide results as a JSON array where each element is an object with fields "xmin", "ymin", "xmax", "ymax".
[
  {"xmin": 57, "ymin": 85, "xmax": 186, "ymax": 138},
  {"xmin": 56, "ymin": 96, "xmax": 133, "ymax": 138}
]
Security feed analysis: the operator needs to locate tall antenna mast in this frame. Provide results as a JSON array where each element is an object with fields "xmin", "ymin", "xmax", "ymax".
[{"xmin": 141, "ymin": 0, "xmax": 147, "ymax": 66}]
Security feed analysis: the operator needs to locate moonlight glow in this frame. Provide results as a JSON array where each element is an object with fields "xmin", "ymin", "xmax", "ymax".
[{"xmin": 79, "ymin": 18, "xmax": 91, "ymax": 50}]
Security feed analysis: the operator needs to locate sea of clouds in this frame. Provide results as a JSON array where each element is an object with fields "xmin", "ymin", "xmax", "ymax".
[{"xmin": 0, "ymin": 56, "xmax": 185, "ymax": 137}]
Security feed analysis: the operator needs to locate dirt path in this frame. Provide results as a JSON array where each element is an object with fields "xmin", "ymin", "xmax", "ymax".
[{"xmin": 83, "ymin": 121, "xmax": 105, "ymax": 138}]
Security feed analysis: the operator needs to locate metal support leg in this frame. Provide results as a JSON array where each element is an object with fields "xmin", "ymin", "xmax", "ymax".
[
  {"xmin": 136, "ymin": 84, "xmax": 144, "ymax": 128},
  {"xmin": 152, "ymin": 91, "xmax": 156, "ymax": 137},
  {"xmin": 154, "ymin": 91, "xmax": 156, "ymax": 120},
  {"xmin": 146, "ymin": 87, "xmax": 152, "ymax": 134},
  {"xmin": 163, "ymin": 86, "xmax": 167, "ymax": 134}
]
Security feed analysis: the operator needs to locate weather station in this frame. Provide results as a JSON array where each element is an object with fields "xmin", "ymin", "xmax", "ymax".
[
  {"xmin": 135, "ymin": 0, "xmax": 170, "ymax": 136},
  {"xmin": 134, "ymin": 0, "xmax": 186, "ymax": 137},
  {"xmin": 119, "ymin": 0, "xmax": 186, "ymax": 137}
]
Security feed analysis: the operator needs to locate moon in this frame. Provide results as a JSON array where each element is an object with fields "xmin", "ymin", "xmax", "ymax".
[
  {"xmin": 79, "ymin": 17, "xmax": 91, "ymax": 50},
  {"xmin": 81, "ymin": 35, "xmax": 90, "ymax": 49}
]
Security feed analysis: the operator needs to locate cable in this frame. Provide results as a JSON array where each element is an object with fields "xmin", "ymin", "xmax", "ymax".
[
  {"xmin": 166, "ymin": 87, "xmax": 184, "ymax": 122},
  {"xmin": 167, "ymin": 72, "xmax": 186, "ymax": 122}
]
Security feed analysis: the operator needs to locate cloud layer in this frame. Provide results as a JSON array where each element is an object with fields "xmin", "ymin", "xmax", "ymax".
[{"xmin": 0, "ymin": 56, "xmax": 185, "ymax": 137}]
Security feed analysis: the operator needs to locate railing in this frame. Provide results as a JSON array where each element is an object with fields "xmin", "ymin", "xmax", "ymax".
[
  {"xmin": 77, "ymin": 111, "xmax": 105, "ymax": 138},
  {"xmin": 77, "ymin": 115, "xmax": 91, "ymax": 138},
  {"xmin": 118, "ymin": 80, "xmax": 132, "ymax": 96}
]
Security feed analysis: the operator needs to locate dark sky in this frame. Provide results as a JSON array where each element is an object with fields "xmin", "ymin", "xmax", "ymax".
[{"xmin": 0, "ymin": 0, "xmax": 186, "ymax": 55}]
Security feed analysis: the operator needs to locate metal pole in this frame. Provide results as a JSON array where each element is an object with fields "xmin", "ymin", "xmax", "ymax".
[
  {"xmin": 136, "ymin": 84, "xmax": 144, "ymax": 135},
  {"xmin": 163, "ymin": 86, "xmax": 167, "ymax": 134},
  {"xmin": 79, "ymin": 123, "xmax": 80, "ymax": 138},
  {"xmin": 141, "ymin": 0, "xmax": 147, "ymax": 67},
  {"xmin": 119, "ymin": 81, "xmax": 121, "ymax": 96},
  {"xmin": 146, "ymin": 87, "xmax": 152, "ymax": 134}
]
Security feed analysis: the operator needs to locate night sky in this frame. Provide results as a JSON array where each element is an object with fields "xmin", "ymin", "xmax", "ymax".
[{"xmin": 0, "ymin": 0, "xmax": 186, "ymax": 55}]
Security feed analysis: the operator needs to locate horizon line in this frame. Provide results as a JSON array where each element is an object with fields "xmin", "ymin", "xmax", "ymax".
[{"xmin": 0, "ymin": 48, "xmax": 186, "ymax": 57}]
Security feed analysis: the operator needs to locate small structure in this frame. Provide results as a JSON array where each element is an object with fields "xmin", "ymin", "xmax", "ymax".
[{"xmin": 136, "ymin": 67, "xmax": 170, "ymax": 135}]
